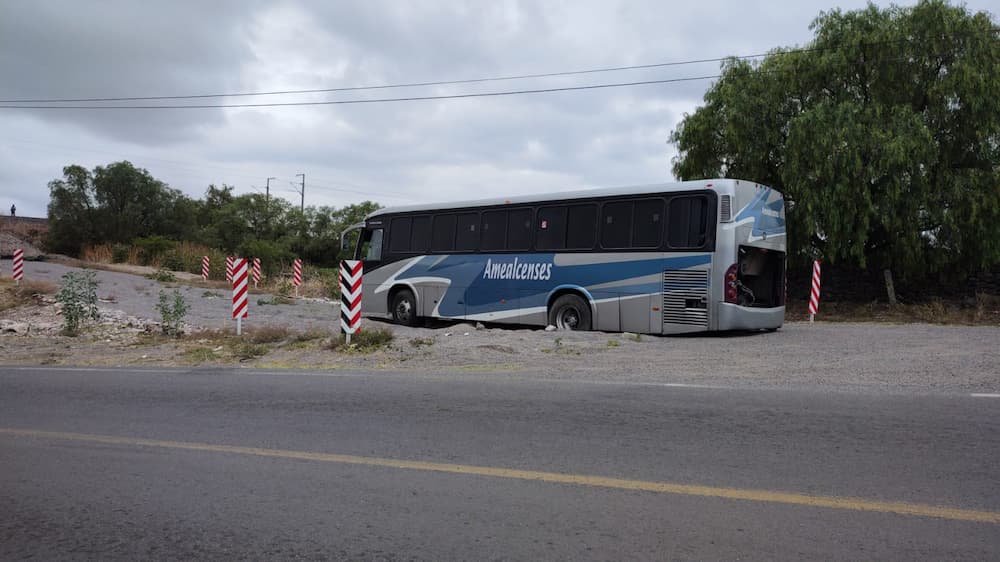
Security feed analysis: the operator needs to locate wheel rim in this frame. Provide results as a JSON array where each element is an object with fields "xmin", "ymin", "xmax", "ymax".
[
  {"xmin": 395, "ymin": 298, "xmax": 412, "ymax": 323},
  {"xmin": 556, "ymin": 307, "xmax": 580, "ymax": 330}
]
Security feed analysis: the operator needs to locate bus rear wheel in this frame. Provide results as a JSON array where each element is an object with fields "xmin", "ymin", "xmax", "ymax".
[
  {"xmin": 548, "ymin": 294, "xmax": 592, "ymax": 331},
  {"xmin": 391, "ymin": 289, "xmax": 419, "ymax": 327}
]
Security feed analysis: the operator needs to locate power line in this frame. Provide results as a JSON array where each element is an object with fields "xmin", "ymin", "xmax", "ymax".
[
  {"xmin": 0, "ymin": 56, "xmax": 764, "ymax": 104},
  {"xmin": 0, "ymin": 75, "xmax": 721, "ymax": 110},
  {"xmin": 2, "ymin": 29, "xmax": 994, "ymax": 105}
]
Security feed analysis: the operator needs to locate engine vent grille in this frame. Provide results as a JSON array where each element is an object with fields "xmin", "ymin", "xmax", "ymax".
[
  {"xmin": 663, "ymin": 269, "xmax": 710, "ymax": 326},
  {"xmin": 720, "ymin": 195, "xmax": 732, "ymax": 222}
]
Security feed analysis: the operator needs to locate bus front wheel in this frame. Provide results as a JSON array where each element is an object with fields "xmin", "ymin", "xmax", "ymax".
[
  {"xmin": 548, "ymin": 294, "xmax": 592, "ymax": 331},
  {"xmin": 391, "ymin": 289, "xmax": 419, "ymax": 327}
]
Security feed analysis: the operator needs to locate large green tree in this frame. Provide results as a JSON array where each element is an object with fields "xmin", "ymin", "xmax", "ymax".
[
  {"xmin": 91, "ymin": 161, "xmax": 194, "ymax": 243},
  {"xmin": 671, "ymin": 0, "xmax": 1000, "ymax": 280},
  {"xmin": 46, "ymin": 165, "xmax": 96, "ymax": 255}
]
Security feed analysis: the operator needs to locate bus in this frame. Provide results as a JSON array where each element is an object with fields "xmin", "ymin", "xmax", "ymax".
[{"xmin": 342, "ymin": 178, "xmax": 786, "ymax": 334}]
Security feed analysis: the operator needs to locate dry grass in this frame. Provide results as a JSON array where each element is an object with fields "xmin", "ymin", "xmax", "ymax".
[
  {"xmin": 785, "ymin": 294, "xmax": 1000, "ymax": 325},
  {"xmin": 247, "ymin": 324, "xmax": 292, "ymax": 344},
  {"xmin": 292, "ymin": 327, "xmax": 329, "ymax": 342},
  {"xmin": 82, "ymin": 245, "xmax": 113, "ymax": 264},
  {"xmin": 0, "ymin": 220, "xmax": 48, "ymax": 248},
  {"xmin": 0, "ymin": 278, "xmax": 57, "ymax": 311}
]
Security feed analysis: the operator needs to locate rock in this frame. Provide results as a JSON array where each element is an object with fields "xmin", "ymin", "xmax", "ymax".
[
  {"xmin": 475, "ymin": 322, "xmax": 486, "ymax": 330},
  {"xmin": 544, "ymin": 325, "xmax": 557, "ymax": 332},
  {"xmin": 1, "ymin": 321, "xmax": 29, "ymax": 334}
]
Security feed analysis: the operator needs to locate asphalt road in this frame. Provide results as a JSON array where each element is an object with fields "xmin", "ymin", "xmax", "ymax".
[{"xmin": 1, "ymin": 367, "xmax": 998, "ymax": 560}]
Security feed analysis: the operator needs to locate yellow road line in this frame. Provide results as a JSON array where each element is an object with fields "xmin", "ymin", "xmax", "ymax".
[{"xmin": 3, "ymin": 427, "xmax": 998, "ymax": 525}]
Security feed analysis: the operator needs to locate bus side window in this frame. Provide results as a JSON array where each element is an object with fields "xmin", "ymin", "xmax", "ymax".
[
  {"xmin": 456, "ymin": 213, "xmax": 480, "ymax": 251},
  {"xmin": 567, "ymin": 204, "xmax": 597, "ymax": 249},
  {"xmin": 360, "ymin": 228, "xmax": 384, "ymax": 262},
  {"xmin": 601, "ymin": 201, "xmax": 632, "ymax": 249},
  {"xmin": 432, "ymin": 215, "xmax": 456, "ymax": 252},
  {"xmin": 667, "ymin": 196, "xmax": 709, "ymax": 249},
  {"xmin": 536, "ymin": 206, "xmax": 567, "ymax": 250},
  {"xmin": 411, "ymin": 216, "xmax": 431, "ymax": 253},
  {"xmin": 389, "ymin": 217, "xmax": 412, "ymax": 253},
  {"xmin": 633, "ymin": 198, "xmax": 664, "ymax": 248},
  {"xmin": 481, "ymin": 210, "xmax": 507, "ymax": 251},
  {"xmin": 507, "ymin": 208, "xmax": 533, "ymax": 251}
]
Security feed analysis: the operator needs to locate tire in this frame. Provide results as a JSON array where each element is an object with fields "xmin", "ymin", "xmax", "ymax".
[
  {"xmin": 390, "ymin": 289, "xmax": 419, "ymax": 327},
  {"xmin": 548, "ymin": 294, "xmax": 592, "ymax": 331}
]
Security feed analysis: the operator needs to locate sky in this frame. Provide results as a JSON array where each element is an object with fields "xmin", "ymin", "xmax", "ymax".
[{"xmin": 0, "ymin": 0, "xmax": 995, "ymax": 218}]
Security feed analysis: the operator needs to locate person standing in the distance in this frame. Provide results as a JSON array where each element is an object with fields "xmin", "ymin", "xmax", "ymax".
[{"xmin": 9, "ymin": 204, "xmax": 14, "ymax": 217}]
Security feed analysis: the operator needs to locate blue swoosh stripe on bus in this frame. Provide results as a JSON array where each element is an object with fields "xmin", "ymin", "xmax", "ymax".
[{"xmin": 396, "ymin": 253, "xmax": 710, "ymax": 317}]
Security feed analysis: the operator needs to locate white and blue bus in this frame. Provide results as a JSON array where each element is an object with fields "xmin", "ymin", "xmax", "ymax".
[{"xmin": 344, "ymin": 179, "xmax": 785, "ymax": 334}]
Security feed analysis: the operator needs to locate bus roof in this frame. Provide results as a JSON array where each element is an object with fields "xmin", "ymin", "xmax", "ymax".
[{"xmin": 366, "ymin": 178, "xmax": 767, "ymax": 218}]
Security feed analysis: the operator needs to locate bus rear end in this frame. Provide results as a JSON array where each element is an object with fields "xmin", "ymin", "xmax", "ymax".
[{"xmin": 715, "ymin": 181, "xmax": 786, "ymax": 331}]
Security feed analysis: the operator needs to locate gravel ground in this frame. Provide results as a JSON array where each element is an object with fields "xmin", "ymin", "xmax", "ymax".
[
  {"xmin": 6, "ymin": 259, "xmax": 338, "ymax": 330},
  {"xmin": 1, "ymin": 259, "xmax": 998, "ymax": 393}
]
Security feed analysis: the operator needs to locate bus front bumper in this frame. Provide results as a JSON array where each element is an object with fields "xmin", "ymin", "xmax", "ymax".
[{"xmin": 717, "ymin": 303, "xmax": 784, "ymax": 331}]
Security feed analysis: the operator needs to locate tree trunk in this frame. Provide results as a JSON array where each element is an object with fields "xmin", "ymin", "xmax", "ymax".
[{"xmin": 883, "ymin": 269, "xmax": 898, "ymax": 306}]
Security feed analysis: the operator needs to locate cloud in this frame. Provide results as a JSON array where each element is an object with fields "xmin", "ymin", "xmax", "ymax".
[{"xmin": 2, "ymin": 0, "xmax": 996, "ymax": 218}]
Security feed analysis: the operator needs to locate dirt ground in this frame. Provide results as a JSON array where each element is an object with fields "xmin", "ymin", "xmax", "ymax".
[{"xmin": 1, "ymin": 259, "xmax": 998, "ymax": 392}]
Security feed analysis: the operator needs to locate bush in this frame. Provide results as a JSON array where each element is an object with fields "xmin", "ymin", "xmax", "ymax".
[
  {"xmin": 160, "ymin": 250, "xmax": 185, "ymax": 272},
  {"xmin": 112, "ymin": 244, "xmax": 130, "ymax": 264},
  {"xmin": 229, "ymin": 340, "xmax": 269, "ymax": 361},
  {"xmin": 56, "ymin": 271, "xmax": 100, "ymax": 335},
  {"xmin": 134, "ymin": 235, "xmax": 176, "ymax": 265},
  {"xmin": 148, "ymin": 268, "xmax": 177, "ymax": 283},
  {"xmin": 155, "ymin": 289, "xmax": 189, "ymax": 336},
  {"xmin": 329, "ymin": 327, "xmax": 394, "ymax": 352}
]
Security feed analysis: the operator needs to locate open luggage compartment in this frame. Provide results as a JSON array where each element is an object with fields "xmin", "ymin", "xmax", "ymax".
[{"xmin": 736, "ymin": 246, "xmax": 785, "ymax": 308}]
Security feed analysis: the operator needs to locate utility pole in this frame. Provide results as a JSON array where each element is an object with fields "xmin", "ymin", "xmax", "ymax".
[
  {"xmin": 265, "ymin": 177, "xmax": 276, "ymax": 236},
  {"xmin": 265, "ymin": 177, "xmax": 275, "ymax": 206},
  {"xmin": 295, "ymin": 173, "xmax": 305, "ymax": 212}
]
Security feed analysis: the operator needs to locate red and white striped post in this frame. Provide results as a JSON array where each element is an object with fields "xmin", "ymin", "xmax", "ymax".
[
  {"xmin": 252, "ymin": 257, "xmax": 261, "ymax": 288},
  {"xmin": 232, "ymin": 258, "xmax": 249, "ymax": 335},
  {"xmin": 12, "ymin": 248, "xmax": 24, "ymax": 285},
  {"xmin": 340, "ymin": 260, "xmax": 363, "ymax": 344},
  {"xmin": 201, "ymin": 256, "xmax": 210, "ymax": 281},
  {"xmin": 225, "ymin": 256, "xmax": 234, "ymax": 282},
  {"xmin": 808, "ymin": 260, "xmax": 821, "ymax": 322},
  {"xmin": 292, "ymin": 258, "xmax": 302, "ymax": 297}
]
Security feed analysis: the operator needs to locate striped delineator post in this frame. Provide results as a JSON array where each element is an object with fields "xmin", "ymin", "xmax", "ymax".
[
  {"xmin": 808, "ymin": 260, "xmax": 821, "ymax": 322},
  {"xmin": 292, "ymin": 258, "xmax": 302, "ymax": 297},
  {"xmin": 232, "ymin": 258, "xmax": 249, "ymax": 335},
  {"xmin": 12, "ymin": 248, "xmax": 24, "ymax": 284},
  {"xmin": 340, "ymin": 260, "xmax": 363, "ymax": 344},
  {"xmin": 252, "ymin": 257, "xmax": 261, "ymax": 288},
  {"xmin": 225, "ymin": 256, "xmax": 234, "ymax": 282},
  {"xmin": 201, "ymin": 256, "xmax": 210, "ymax": 281}
]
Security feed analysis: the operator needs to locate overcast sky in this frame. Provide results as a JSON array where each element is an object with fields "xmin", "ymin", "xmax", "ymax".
[{"xmin": 0, "ymin": 0, "xmax": 995, "ymax": 218}]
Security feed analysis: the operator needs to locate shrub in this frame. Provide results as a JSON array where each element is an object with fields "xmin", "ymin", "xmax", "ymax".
[
  {"xmin": 112, "ymin": 244, "xmax": 131, "ymax": 263},
  {"xmin": 148, "ymin": 268, "xmax": 177, "ymax": 283},
  {"xmin": 276, "ymin": 280, "xmax": 293, "ymax": 298},
  {"xmin": 160, "ymin": 250, "xmax": 185, "ymax": 272},
  {"xmin": 155, "ymin": 289, "xmax": 189, "ymax": 336},
  {"xmin": 229, "ymin": 340, "xmax": 269, "ymax": 361},
  {"xmin": 329, "ymin": 327, "xmax": 394, "ymax": 352},
  {"xmin": 133, "ymin": 235, "xmax": 176, "ymax": 265},
  {"xmin": 56, "ymin": 271, "xmax": 100, "ymax": 335}
]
